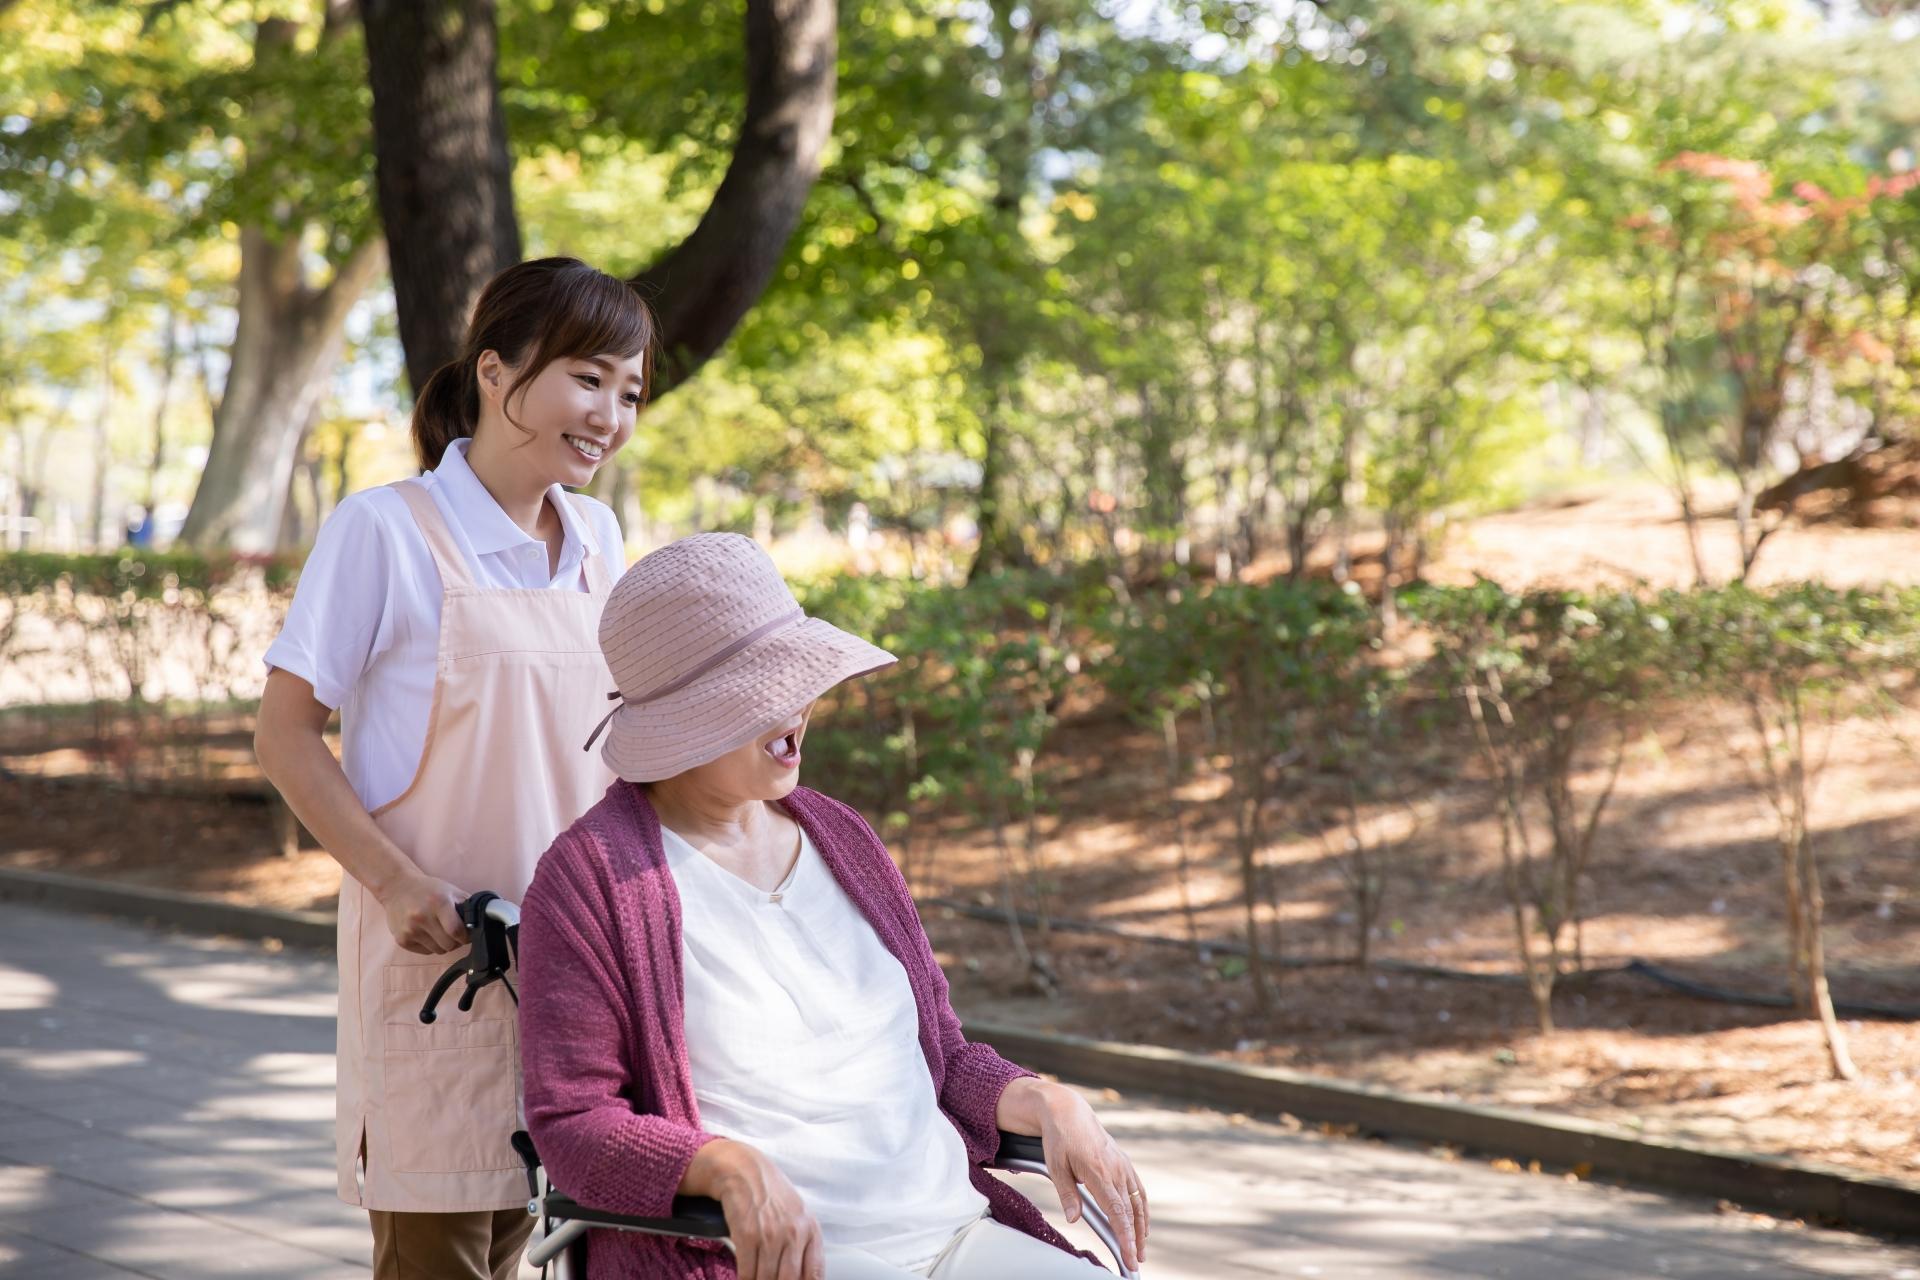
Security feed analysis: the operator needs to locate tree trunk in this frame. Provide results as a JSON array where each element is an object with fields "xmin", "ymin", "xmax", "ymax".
[
  {"xmin": 988, "ymin": 797, "xmax": 1044, "ymax": 995},
  {"xmin": 362, "ymin": 0, "xmax": 837, "ymax": 399},
  {"xmin": 359, "ymin": 0, "xmax": 523, "ymax": 391},
  {"xmin": 1466, "ymin": 681, "xmax": 1555, "ymax": 1034},
  {"xmin": 9, "ymin": 391, "xmax": 69, "ymax": 549},
  {"xmin": 147, "ymin": 309, "xmax": 178, "ymax": 513},
  {"xmin": 1136, "ymin": 380, "xmax": 1183, "ymax": 565},
  {"xmin": 3, "ymin": 428, "xmax": 19, "ymax": 551},
  {"xmin": 1013, "ymin": 745, "xmax": 1056, "ymax": 989},
  {"xmin": 1227, "ymin": 665, "xmax": 1275, "ymax": 1012},
  {"xmin": 1162, "ymin": 711, "xmax": 1205, "ymax": 964},
  {"xmin": 91, "ymin": 341, "xmax": 115, "ymax": 550},
  {"xmin": 963, "ymin": 0, "xmax": 1043, "ymax": 583},
  {"xmin": 1779, "ymin": 707, "xmax": 1859, "ymax": 1082},
  {"xmin": 178, "ymin": 234, "xmax": 384, "ymax": 550},
  {"xmin": 1798, "ymin": 832, "xmax": 1860, "ymax": 1082},
  {"xmin": 180, "ymin": 9, "xmax": 383, "ymax": 550},
  {"xmin": 969, "ymin": 410, "xmax": 1033, "ymax": 581}
]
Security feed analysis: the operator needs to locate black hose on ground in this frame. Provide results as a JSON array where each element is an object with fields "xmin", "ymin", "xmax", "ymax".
[{"xmin": 921, "ymin": 896, "xmax": 1920, "ymax": 1022}]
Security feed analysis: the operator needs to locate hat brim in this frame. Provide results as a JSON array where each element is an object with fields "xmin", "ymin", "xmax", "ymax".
[{"xmin": 600, "ymin": 616, "xmax": 896, "ymax": 784}]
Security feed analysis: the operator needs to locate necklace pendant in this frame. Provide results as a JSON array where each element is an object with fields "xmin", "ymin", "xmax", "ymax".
[{"xmin": 769, "ymin": 892, "xmax": 783, "ymax": 904}]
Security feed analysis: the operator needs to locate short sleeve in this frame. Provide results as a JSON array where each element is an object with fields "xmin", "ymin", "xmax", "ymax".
[{"xmin": 263, "ymin": 493, "xmax": 398, "ymax": 710}]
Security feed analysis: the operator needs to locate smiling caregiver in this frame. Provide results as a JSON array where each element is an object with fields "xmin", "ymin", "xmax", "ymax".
[{"xmin": 253, "ymin": 258, "xmax": 655, "ymax": 1280}]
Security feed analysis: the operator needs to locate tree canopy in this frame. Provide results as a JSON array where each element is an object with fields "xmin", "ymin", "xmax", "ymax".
[{"xmin": 0, "ymin": 0, "xmax": 1915, "ymax": 568}]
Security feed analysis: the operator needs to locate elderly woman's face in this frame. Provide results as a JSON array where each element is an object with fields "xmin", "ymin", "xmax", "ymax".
[{"xmin": 680, "ymin": 700, "xmax": 818, "ymax": 800}]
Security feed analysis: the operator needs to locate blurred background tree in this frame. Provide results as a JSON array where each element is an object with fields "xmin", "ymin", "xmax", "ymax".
[{"xmin": 0, "ymin": 0, "xmax": 1914, "ymax": 570}]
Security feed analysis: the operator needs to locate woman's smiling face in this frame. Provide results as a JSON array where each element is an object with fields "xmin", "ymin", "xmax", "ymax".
[{"xmin": 478, "ymin": 349, "xmax": 645, "ymax": 487}]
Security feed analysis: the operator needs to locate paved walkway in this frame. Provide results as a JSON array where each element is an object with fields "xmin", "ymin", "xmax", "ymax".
[{"xmin": 0, "ymin": 901, "xmax": 1914, "ymax": 1279}]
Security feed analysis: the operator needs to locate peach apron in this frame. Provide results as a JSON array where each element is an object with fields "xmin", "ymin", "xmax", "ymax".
[{"xmin": 335, "ymin": 480, "xmax": 615, "ymax": 1212}]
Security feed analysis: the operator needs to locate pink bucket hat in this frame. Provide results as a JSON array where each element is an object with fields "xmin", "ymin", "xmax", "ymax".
[{"xmin": 583, "ymin": 533, "xmax": 897, "ymax": 783}]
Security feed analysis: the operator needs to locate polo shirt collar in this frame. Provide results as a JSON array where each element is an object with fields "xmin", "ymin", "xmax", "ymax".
[{"xmin": 434, "ymin": 438, "xmax": 600, "ymax": 562}]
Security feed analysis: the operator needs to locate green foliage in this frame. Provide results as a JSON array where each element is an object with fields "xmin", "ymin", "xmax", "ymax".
[
  {"xmin": 0, "ymin": 2, "xmax": 376, "ymax": 248},
  {"xmin": 0, "ymin": 548, "xmax": 298, "ymax": 602},
  {"xmin": 795, "ymin": 567, "xmax": 1105, "ymax": 826},
  {"xmin": 1405, "ymin": 581, "xmax": 1678, "ymax": 714},
  {"xmin": 1658, "ymin": 581, "xmax": 1920, "ymax": 701},
  {"xmin": 882, "ymin": 570, "xmax": 1093, "ymax": 810},
  {"xmin": 5, "ymin": 0, "xmax": 1919, "ymax": 593},
  {"xmin": 1095, "ymin": 579, "xmax": 1376, "ymax": 748}
]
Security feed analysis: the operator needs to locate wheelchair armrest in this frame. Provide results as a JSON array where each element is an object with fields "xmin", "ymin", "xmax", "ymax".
[
  {"xmin": 541, "ymin": 1130, "xmax": 1038, "ymax": 1235},
  {"xmin": 989, "ymin": 1128, "xmax": 1142, "ymax": 1279},
  {"xmin": 540, "ymin": 1190, "xmax": 730, "ymax": 1241},
  {"xmin": 513, "ymin": 1129, "xmax": 729, "ymax": 1242},
  {"xmin": 991, "ymin": 1129, "xmax": 1046, "ymax": 1168}
]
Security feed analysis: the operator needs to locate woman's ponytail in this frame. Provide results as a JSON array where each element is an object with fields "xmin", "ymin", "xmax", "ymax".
[{"xmin": 411, "ymin": 356, "xmax": 481, "ymax": 471}]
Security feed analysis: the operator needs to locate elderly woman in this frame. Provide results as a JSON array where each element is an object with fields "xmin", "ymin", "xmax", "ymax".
[{"xmin": 517, "ymin": 534, "xmax": 1146, "ymax": 1280}]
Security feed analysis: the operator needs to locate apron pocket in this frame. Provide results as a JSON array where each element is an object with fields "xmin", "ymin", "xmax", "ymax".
[{"xmin": 380, "ymin": 962, "xmax": 520, "ymax": 1174}]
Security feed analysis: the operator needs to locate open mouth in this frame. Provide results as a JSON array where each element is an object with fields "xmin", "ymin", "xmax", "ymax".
[
  {"xmin": 563, "ymin": 434, "xmax": 606, "ymax": 462},
  {"xmin": 763, "ymin": 728, "xmax": 802, "ymax": 768}
]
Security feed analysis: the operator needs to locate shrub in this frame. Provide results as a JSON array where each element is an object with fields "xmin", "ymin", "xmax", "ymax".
[
  {"xmin": 1660, "ymin": 582, "xmax": 1920, "ymax": 1079},
  {"xmin": 1405, "ymin": 581, "xmax": 1676, "ymax": 1033}
]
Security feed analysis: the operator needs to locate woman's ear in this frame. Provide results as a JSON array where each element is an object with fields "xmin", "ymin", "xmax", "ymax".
[{"xmin": 475, "ymin": 350, "xmax": 505, "ymax": 406}]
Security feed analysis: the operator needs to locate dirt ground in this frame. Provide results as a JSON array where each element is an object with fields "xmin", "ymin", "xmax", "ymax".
[{"xmin": 2, "ymin": 485, "xmax": 1916, "ymax": 1185}]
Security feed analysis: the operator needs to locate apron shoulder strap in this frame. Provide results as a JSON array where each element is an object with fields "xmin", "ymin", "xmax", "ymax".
[
  {"xmin": 391, "ymin": 480, "xmax": 479, "ymax": 594},
  {"xmin": 567, "ymin": 492, "xmax": 617, "ymax": 594}
]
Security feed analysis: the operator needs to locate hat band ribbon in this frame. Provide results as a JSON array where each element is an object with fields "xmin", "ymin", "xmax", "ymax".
[{"xmin": 582, "ymin": 607, "xmax": 806, "ymax": 754}]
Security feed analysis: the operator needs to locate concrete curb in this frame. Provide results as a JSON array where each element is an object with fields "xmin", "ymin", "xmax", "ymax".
[
  {"xmin": 0, "ymin": 867, "xmax": 334, "ymax": 949},
  {"xmin": 5, "ymin": 867, "xmax": 1914, "ymax": 1239},
  {"xmin": 966, "ymin": 1022, "xmax": 1920, "ymax": 1241}
]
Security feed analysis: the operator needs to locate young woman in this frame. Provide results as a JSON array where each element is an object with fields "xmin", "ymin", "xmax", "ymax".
[
  {"xmin": 254, "ymin": 257, "xmax": 656, "ymax": 1280},
  {"xmin": 517, "ymin": 534, "xmax": 1148, "ymax": 1280}
]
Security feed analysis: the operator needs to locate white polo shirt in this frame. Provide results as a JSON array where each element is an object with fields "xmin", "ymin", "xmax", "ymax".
[{"xmin": 264, "ymin": 438, "xmax": 626, "ymax": 812}]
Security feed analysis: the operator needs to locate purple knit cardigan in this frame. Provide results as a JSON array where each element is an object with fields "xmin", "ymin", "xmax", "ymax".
[{"xmin": 517, "ymin": 782, "xmax": 1089, "ymax": 1279}]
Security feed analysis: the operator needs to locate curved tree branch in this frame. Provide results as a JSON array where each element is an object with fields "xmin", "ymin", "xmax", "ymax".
[
  {"xmin": 361, "ymin": 0, "xmax": 834, "ymax": 402},
  {"xmin": 630, "ymin": 0, "xmax": 837, "ymax": 394}
]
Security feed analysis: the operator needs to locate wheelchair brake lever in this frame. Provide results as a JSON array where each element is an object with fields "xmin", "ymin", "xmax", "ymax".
[
  {"xmin": 457, "ymin": 966, "xmax": 503, "ymax": 1012},
  {"xmin": 418, "ymin": 957, "xmax": 465, "ymax": 1025},
  {"xmin": 418, "ymin": 891, "xmax": 517, "ymax": 1025}
]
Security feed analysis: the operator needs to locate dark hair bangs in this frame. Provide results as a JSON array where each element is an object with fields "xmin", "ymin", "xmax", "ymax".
[{"xmin": 507, "ymin": 261, "xmax": 661, "ymax": 417}]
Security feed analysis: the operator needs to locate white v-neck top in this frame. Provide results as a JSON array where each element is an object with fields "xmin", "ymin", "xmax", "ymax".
[
  {"xmin": 263, "ymin": 439, "xmax": 625, "ymax": 812},
  {"xmin": 662, "ymin": 823, "xmax": 988, "ymax": 1268}
]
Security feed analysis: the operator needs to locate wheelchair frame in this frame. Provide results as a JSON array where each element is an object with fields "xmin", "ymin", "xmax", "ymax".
[{"xmin": 420, "ymin": 893, "xmax": 1141, "ymax": 1278}]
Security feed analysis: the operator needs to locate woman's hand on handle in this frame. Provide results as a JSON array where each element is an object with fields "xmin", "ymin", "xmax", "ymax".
[
  {"xmin": 378, "ymin": 871, "xmax": 469, "ymax": 955},
  {"xmin": 998, "ymin": 1076, "xmax": 1148, "ymax": 1272},
  {"xmin": 682, "ymin": 1138, "xmax": 824, "ymax": 1280},
  {"xmin": 254, "ymin": 668, "xmax": 461, "ymax": 953}
]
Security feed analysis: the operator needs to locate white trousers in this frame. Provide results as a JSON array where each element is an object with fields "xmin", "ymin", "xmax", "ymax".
[{"xmin": 826, "ymin": 1215, "xmax": 1104, "ymax": 1279}]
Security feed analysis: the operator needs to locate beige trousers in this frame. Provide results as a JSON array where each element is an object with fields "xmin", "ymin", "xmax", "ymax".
[
  {"xmin": 368, "ymin": 1207, "xmax": 535, "ymax": 1280},
  {"xmin": 827, "ymin": 1216, "xmax": 1104, "ymax": 1279}
]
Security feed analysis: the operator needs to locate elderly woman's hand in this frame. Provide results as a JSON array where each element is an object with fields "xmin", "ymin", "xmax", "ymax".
[
  {"xmin": 997, "ymin": 1077, "xmax": 1148, "ymax": 1271},
  {"xmin": 682, "ymin": 1138, "xmax": 824, "ymax": 1280}
]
